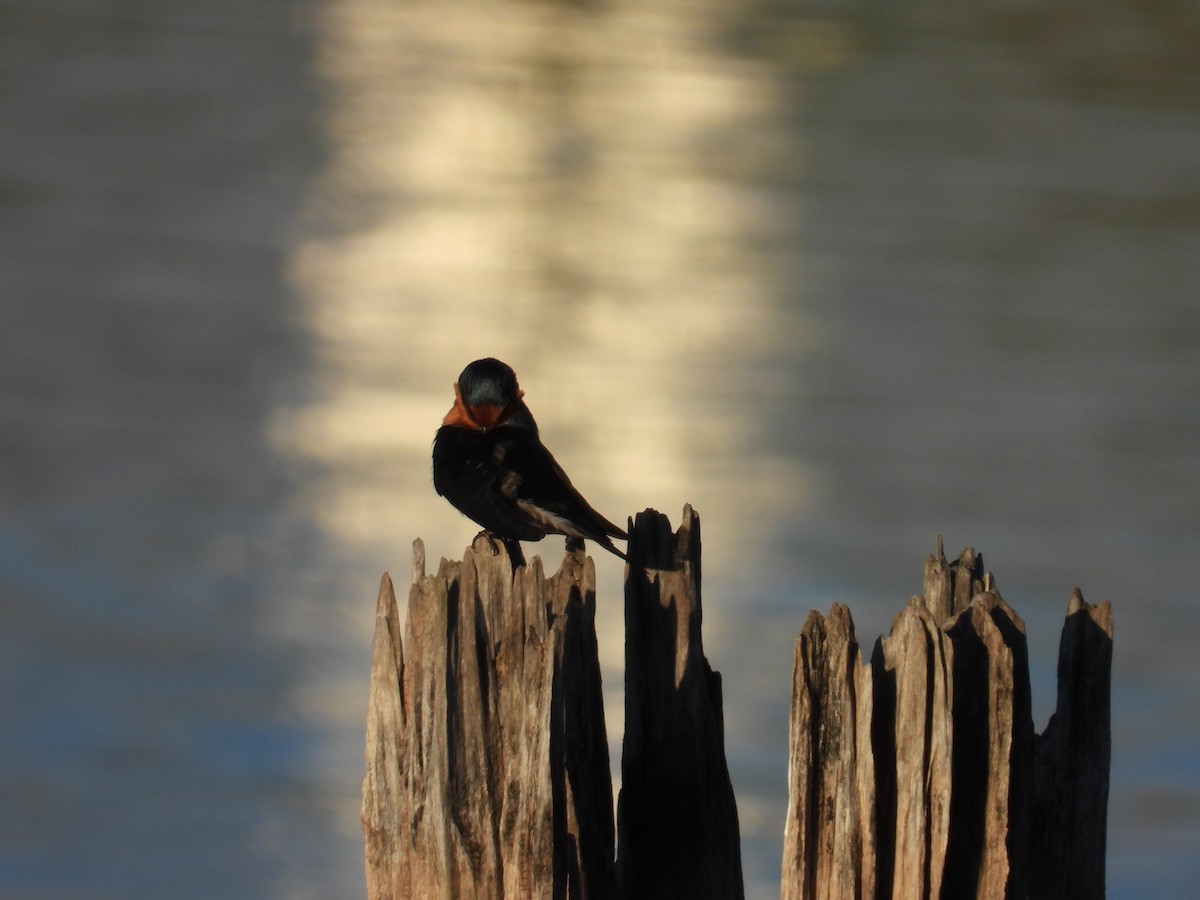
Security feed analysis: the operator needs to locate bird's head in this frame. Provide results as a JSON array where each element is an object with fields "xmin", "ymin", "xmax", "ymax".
[{"xmin": 442, "ymin": 358, "xmax": 533, "ymax": 431}]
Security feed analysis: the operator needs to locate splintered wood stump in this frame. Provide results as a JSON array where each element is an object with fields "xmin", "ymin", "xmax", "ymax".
[
  {"xmin": 361, "ymin": 537, "xmax": 615, "ymax": 900},
  {"xmin": 363, "ymin": 514, "xmax": 1110, "ymax": 900},
  {"xmin": 617, "ymin": 505, "xmax": 745, "ymax": 900},
  {"xmin": 1030, "ymin": 590, "xmax": 1113, "ymax": 900},
  {"xmin": 782, "ymin": 541, "xmax": 1113, "ymax": 900}
]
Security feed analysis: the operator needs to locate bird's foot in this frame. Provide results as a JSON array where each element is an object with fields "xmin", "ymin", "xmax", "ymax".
[
  {"xmin": 564, "ymin": 536, "xmax": 586, "ymax": 555},
  {"xmin": 473, "ymin": 530, "xmax": 503, "ymax": 555},
  {"xmin": 472, "ymin": 531, "xmax": 526, "ymax": 567}
]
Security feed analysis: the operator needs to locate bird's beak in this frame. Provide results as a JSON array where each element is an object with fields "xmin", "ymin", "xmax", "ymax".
[{"xmin": 442, "ymin": 384, "xmax": 525, "ymax": 431}]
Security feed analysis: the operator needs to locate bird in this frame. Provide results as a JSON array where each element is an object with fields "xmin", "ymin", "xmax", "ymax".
[{"xmin": 433, "ymin": 357, "xmax": 628, "ymax": 560}]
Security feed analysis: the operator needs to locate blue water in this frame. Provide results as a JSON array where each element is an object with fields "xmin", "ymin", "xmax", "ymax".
[{"xmin": 3, "ymin": 1, "xmax": 1198, "ymax": 897}]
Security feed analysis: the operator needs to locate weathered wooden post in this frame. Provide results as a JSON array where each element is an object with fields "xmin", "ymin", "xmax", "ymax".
[
  {"xmin": 781, "ymin": 541, "xmax": 1113, "ymax": 900},
  {"xmin": 617, "ymin": 506, "xmax": 744, "ymax": 900},
  {"xmin": 361, "ymin": 537, "xmax": 616, "ymax": 899},
  {"xmin": 362, "ymin": 515, "xmax": 1111, "ymax": 900},
  {"xmin": 1030, "ymin": 589, "xmax": 1113, "ymax": 900},
  {"xmin": 361, "ymin": 506, "xmax": 743, "ymax": 899}
]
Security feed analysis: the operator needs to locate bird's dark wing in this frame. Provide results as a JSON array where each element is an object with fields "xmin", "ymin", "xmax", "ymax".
[
  {"xmin": 494, "ymin": 428, "xmax": 628, "ymax": 551},
  {"xmin": 432, "ymin": 425, "xmax": 548, "ymax": 541},
  {"xmin": 434, "ymin": 423, "xmax": 627, "ymax": 559}
]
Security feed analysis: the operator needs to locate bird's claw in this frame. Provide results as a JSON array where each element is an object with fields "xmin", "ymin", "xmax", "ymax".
[
  {"xmin": 474, "ymin": 530, "xmax": 502, "ymax": 555},
  {"xmin": 472, "ymin": 531, "xmax": 526, "ymax": 567}
]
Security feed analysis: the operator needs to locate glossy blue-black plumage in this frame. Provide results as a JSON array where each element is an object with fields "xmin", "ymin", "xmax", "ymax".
[{"xmin": 432, "ymin": 358, "xmax": 627, "ymax": 559}]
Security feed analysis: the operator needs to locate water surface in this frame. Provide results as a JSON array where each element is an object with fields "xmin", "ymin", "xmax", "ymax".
[{"xmin": 3, "ymin": 1, "xmax": 1198, "ymax": 896}]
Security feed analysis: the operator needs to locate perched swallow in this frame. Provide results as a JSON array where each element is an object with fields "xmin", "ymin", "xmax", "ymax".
[{"xmin": 433, "ymin": 358, "xmax": 627, "ymax": 560}]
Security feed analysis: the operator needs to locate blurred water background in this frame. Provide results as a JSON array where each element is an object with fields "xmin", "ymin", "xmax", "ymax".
[{"xmin": 2, "ymin": 1, "xmax": 1198, "ymax": 897}]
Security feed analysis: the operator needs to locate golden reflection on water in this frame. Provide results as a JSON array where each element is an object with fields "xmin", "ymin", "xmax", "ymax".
[
  {"xmin": 278, "ymin": 0, "xmax": 836, "ymax": 571},
  {"xmin": 262, "ymin": 1, "xmax": 1200, "ymax": 895},
  {"xmin": 275, "ymin": 5, "xmax": 846, "ymax": 891}
]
